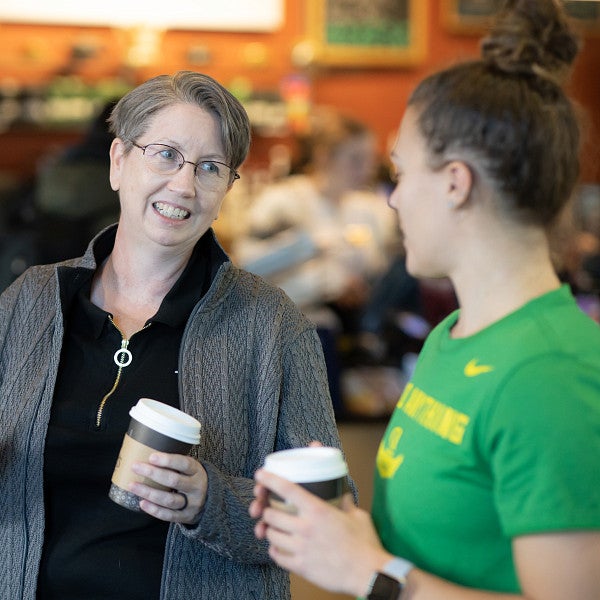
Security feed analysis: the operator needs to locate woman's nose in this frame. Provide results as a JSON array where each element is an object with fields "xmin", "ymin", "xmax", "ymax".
[
  {"xmin": 387, "ymin": 186, "xmax": 399, "ymax": 210},
  {"xmin": 168, "ymin": 162, "xmax": 197, "ymax": 195}
]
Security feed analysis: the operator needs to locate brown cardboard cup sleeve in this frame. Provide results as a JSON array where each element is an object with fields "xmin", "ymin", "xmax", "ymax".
[{"xmin": 109, "ymin": 398, "xmax": 201, "ymax": 512}]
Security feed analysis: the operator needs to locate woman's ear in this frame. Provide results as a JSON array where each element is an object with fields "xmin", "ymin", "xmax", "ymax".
[
  {"xmin": 445, "ymin": 161, "xmax": 472, "ymax": 209},
  {"xmin": 109, "ymin": 138, "xmax": 125, "ymax": 192}
]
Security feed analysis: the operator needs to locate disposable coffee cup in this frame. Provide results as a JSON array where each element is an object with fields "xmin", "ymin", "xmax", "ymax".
[
  {"xmin": 262, "ymin": 446, "xmax": 348, "ymax": 513},
  {"xmin": 109, "ymin": 398, "xmax": 201, "ymax": 511}
]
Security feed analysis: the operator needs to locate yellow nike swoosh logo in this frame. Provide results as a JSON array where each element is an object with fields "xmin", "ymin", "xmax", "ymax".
[{"xmin": 464, "ymin": 359, "xmax": 494, "ymax": 377}]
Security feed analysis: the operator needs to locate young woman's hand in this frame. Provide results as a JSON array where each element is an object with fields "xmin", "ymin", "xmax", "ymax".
[{"xmin": 250, "ymin": 468, "xmax": 391, "ymax": 597}]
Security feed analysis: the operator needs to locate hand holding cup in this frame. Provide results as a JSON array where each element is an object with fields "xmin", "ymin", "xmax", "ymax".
[
  {"xmin": 129, "ymin": 450, "xmax": 208, "ymax": 523},
  {"xmin": 110, "ymin": 398, "xmax": 205, "ymax": 523},
  {"xmin": 250, "ymin": 460, "xmax": 390, "ymax": 598}
]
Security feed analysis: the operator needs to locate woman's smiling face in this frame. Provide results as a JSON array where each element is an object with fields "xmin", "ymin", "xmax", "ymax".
[{"xmin": 109, "ymin": 101, "xmax": 232, "ymax": 252}]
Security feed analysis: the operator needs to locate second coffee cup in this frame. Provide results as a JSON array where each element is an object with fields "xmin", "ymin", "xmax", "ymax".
[
  {"xmin": 262, "ymin": 446, "xmax": 348, "ymax": 513},
  {"xmin": 109, "ymin": 398, "xmax": 201, "ymax": 512}
]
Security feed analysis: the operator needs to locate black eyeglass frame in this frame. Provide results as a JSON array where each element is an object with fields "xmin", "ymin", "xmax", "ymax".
[{"xmin": 130, "ymin": 141, "xmax": 240, "ymax": 183}]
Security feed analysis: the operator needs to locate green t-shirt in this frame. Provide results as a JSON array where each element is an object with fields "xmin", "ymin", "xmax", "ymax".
[{"xmin": 371, "ymin": 286, "xmax": 600, "ymax": 593}]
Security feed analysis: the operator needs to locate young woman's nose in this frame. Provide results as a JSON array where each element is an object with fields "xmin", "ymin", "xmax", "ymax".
[{"xmin": 387, "ymin": 185, "xmax": 399, "ymax": 210}]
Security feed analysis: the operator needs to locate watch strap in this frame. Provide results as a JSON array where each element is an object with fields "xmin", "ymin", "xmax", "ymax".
[
  {"xmin": 366, "ymin": 556, "xmax": 414, "ymax": 600},
  {"xmin": 382, "ymin": 556, "xmax": 413, "ymax": 582}
]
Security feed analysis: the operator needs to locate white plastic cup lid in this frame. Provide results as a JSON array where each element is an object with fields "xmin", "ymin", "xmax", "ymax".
[
  {"xmin": 263, "ymin": 447, "xmax": 348, "ymax": 483},
  {"xmin": 129, "ymin": 398, "xmax": 201, "ymax": 445}
]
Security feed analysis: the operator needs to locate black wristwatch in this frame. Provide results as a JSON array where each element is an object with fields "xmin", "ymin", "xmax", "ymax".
[
  {"xmin": 366, "ymin": 557, "xmax": 413, "ymax": 600},
  {"xmin": 366, "ymin": 572, "xmax": 403, "ymax": 600}
]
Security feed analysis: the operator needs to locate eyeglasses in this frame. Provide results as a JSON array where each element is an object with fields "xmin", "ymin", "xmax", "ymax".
[{"xmin": 131, "ymin": 141, "xmax": 240, "ymax": 192}]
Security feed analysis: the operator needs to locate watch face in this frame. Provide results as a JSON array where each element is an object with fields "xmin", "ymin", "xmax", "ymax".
[{"xmin": 367, "ymin": 572, "xmax": 402, "ymax": 600}]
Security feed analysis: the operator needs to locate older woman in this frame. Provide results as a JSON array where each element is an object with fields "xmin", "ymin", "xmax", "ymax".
[{"xmin": 0, "ymin": 71, "xmax": 348, "ymax": 600}]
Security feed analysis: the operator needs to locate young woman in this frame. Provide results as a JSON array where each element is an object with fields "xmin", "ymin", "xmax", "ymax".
[{"xmin": 251, "ymin": 1, "xmax": 600, "ymax": 598}]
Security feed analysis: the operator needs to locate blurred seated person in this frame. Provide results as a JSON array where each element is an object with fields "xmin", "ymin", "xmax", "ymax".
[
  {"xmin": 233, "ymin": 108, "xmax": 399, "ymax": 334},
  {"xmin": 32, "ymin": 99, "xmax": 121, "ymax": 262},
  {"xmin": 557, "ymin": 184, "xmax": 600, "ymax": 321},
  {"xmin": 357, "ymin": 253, "xmax": 458, "ymax": 367},
  {"xmin": 0, "ymin": 101, "xmax": 120, "ymax": 289}
]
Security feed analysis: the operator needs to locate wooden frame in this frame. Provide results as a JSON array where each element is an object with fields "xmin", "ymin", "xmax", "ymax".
[
  {"xmin": 441, "ymin": 0, "xmax": 500, "ymax": 34},
  {"xmin": 442, "ymin": 0, "xmax": 600, "ymax": 35},
  {"xmin": 564, "ymin": 0, "xmax": 600, "ymax": 34},
  {"xmin": 306, "ymin": 0, "xmax": 428, "ymax": 68}
]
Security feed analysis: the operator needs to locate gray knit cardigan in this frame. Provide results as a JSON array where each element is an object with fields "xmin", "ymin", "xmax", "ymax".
[{"xmin": 0, "ymin": 227, "xmax": 348, "ymax": 599}]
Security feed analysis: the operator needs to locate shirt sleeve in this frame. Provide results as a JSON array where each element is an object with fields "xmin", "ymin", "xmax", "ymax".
[{"xmin": 486, "ymin": 354, "xmax": 600, "ymax": 537}]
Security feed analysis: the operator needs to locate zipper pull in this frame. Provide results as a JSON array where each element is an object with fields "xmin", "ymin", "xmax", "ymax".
[{"xmin": 113, "ymin": 338, "xmax": 132, "ymax": 367}]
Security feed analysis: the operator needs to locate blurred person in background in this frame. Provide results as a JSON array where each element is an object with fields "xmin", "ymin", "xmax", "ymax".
[
  {"xmin": 234, "ymin": 108, "xmax": 400, "ymax": 412},
  {"xmin": 32, "ymin": 99, "xmax": 121, "ymax": 262},
  {"xmin": 234, "ymin": 107, "xmax": 399, "ymax": 331},
  {"xmin": 560, "ymin": 184, "xmax": 600, "ymax": 321},
  {"xmin": 0, "ymin": 100, "xmax": 121, "ymax": 291}
]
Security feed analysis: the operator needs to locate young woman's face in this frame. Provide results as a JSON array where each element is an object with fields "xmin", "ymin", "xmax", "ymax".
[
  {"xmin": 109, "ymin": 102, "xmax": 233, "ymax": 253},
  {"xmin": 388, "ymin": 107, "xmax": 454, "ymax": 278}
]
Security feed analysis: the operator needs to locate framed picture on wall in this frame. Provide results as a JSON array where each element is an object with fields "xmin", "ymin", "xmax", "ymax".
[
  {"xmin": 305, "ymin": 0, "xmax": 428, "ymax": 67},
  {"xmin": 442, "ymin": 0, "xmax": 600, "ymax": 35}
]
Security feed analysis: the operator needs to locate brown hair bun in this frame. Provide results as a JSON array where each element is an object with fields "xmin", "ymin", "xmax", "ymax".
[{"xmin": 481, "ymin": 0, "xmax": 579, "ymax": 83}]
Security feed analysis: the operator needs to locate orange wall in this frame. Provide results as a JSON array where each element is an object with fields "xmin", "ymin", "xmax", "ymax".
[{"xmin": 1, "ymin": 0, "xmax": 598, "ymax": 181}]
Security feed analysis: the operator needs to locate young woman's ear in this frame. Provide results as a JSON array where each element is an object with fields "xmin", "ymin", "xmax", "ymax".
[{"xmin": 445, "ymin": 161, "xmax": 472, "ymax": 209}]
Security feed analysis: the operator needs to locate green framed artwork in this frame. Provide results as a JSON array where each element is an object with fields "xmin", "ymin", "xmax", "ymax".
[
  {"xmin": 306, "ymin": 0, "xmax": 428, "ymax": 67},
  {"xmin": 442, "ymin": 0, "xmax": 600, "ymax": 35}
]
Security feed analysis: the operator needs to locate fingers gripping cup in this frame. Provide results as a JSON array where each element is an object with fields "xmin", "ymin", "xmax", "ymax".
[
  {"xmin": 109, "ymin": 398, "xmax": 201, "ymax": 511},
  {"xmin": 263, "ymin": 446, "xmax": 348, "ymax": 513}
]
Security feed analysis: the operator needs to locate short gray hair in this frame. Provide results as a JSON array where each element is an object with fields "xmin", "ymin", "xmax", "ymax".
[{"xmin": 108, "ymin": 71, "xmax": 251, "ymax": 169}]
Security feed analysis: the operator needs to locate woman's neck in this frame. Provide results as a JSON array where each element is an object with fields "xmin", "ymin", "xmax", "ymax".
[
  {"xmin": 90, "ymin": 237, "xmax": 192, "ymax": 337},
  {"xmin": 449, "ymin": 226, "xmax": 560, "ymax": 338}
]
